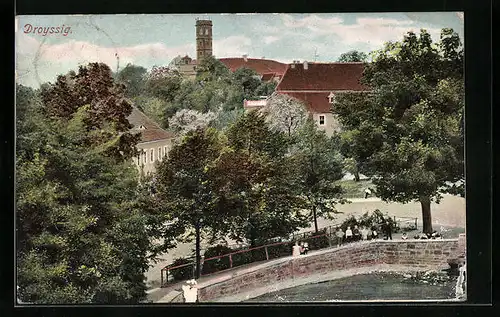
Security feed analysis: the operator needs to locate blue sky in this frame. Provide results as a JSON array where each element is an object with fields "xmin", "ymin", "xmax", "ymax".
[{"xmin": 16, "ymin": 13, "xmax": 464, "ymax": 88}]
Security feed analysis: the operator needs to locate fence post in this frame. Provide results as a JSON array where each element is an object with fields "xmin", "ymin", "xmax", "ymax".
[
  {"xmin": 265, "ymin": 246, "xmax": 269, "ymax": 260},
  {"xmin": 229, "ymin": 254, "xmax": 233, "ymax": 268}
]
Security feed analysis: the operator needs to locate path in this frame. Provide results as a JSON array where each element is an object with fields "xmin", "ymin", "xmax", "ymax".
[{"xmin": 145, "ymin": 194, "xmax": 465, "ymax": 290}]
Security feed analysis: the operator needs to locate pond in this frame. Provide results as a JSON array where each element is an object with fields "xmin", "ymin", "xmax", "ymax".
[{"xmin": 244, "ymin": 272, "xmax": 458, "ymax": 302}]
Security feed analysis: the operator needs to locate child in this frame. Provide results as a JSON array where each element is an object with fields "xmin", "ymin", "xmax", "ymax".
[{"xmin": 401, "ymin": 232, "xmax": 408, "ymax": 240}]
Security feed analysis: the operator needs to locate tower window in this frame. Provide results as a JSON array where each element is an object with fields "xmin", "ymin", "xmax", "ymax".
[
  {"xmin": 204, "ymin": 28, "xmax": 209, "ymax": 35},
  {"xmin": 199, "ymin": 29, "xmax": 203, "ymax": 35},
  {"xmin": 319, "ymin": 115, "xmax": 325, "ymax": 125}
]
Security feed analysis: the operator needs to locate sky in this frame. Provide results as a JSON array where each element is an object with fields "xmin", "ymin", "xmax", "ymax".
[{"xmin": 15, "ymin": 12, "xmax": 464, "ymax": 88}]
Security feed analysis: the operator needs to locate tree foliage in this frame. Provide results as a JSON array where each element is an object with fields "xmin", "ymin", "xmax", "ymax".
[
  {"xmin": 292, "ymin": 120, "xmax": 346, "ymax": 232},
  {"xmin": 262, "ymin": 93, "xmax": 309, "ymax": 137},
  {"xmin": 16, "ymin": 88, "xmax": 164, "ymax": 303},
  {"xmin": 168, "ymin": 108, "xmax": 217, "ymax": 136},
  {"xmin": 115, "ymin": 63, "xmax": 147, "ymax": 98},
  {"xmin": 40, "ymin": 62, "xmax": 140, "ymax": 160},
  {"xmin": 332, "ymin": 28, "xmax": 464, "ymax": 233},
  {"xmin": 337, "ymin": 50, "xmax": 369, "ymax": 62},
  {"xmin": 155, "ymin": 127, "xmax": 231, "ymax": 278},
  {"xmin": 219, "ymin": 111, "xmax": 307, "ymax": 245}
]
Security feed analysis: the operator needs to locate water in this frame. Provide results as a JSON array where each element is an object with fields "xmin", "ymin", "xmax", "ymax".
[{"xmin": 245, "ymin": 272, "xmax": 458, "ymax": 302}]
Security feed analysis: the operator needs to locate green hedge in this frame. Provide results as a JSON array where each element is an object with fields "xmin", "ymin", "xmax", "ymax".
[
  {"xmin": 201, "ymin": 245, "xmax": 232, "ymax": 275},
  {"xmin": 169, "ymin": 257, "xmax": 194, "ymax": 282}
]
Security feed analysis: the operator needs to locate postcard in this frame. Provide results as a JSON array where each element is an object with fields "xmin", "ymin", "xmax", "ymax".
[{"xmin": 15, "ymin": 12, "xmax": 465, "ymax": 304}]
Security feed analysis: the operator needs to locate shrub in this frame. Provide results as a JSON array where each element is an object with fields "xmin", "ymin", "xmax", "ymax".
[
  {"xmin": 201, "ymin": 245, "xmax": 232, "ymax": 275},
  {"xmin": 267, "ymin": 241, "xmax": 294, "ymax": 259},
  {"xmin": 306, "ymin": 229, "xmax": 331, "ymax": 250},
  {"xmin": 169, "ymin": 257, "xmax": 194, "ymax": 282}
]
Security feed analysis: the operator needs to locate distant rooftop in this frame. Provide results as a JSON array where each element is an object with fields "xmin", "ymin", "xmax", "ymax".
[{"xmin": 127, "ymin": 106, "xmax": 175, "ymax": 143}]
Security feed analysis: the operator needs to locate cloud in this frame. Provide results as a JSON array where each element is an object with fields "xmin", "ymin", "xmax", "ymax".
[
  {"xmin": 270, "ymin": 14, "xmax": 443, "ymax": 48},
  {"xmin": 212, "ymin": 35, "xmax": 252, "ymax": 57},
  {"xmin": 16, "ymin": 32, "xmax": 197, "ymax": 86},
  {"xmin": 263, "ymin": 36, "xmax": 280, "ymax": 44}
]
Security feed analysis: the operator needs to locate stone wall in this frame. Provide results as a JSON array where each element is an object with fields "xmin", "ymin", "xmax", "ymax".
[{"xmin": 197, "ymin": 239, "xmax": 462, "ymax": 302}]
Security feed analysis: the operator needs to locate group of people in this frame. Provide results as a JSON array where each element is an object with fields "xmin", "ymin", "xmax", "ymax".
[
  {"xmin": 413, "ymin": 231, "xmax": 443, "ymax": 240},
  {"xmin": 333, "ymin": 221, "xmax": 395, "ymax": 247},
  {"xmin": 292, "ymin": 241, "xmax": 309, "ymax": 256}
]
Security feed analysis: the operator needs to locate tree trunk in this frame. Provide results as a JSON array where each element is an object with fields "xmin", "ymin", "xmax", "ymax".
[
  {"xmin": 419, "ymin": 195, "xmax": 433, "ymax": 234},
  {"xmin": 312, "ymin": 205, "xmax": 319, "ymax": 233},
  {"xmin": 354, "ymin": 161, "xmax": 360, "ymax": 182},
  {"xmin": 194, "ymin": 221, "xmax": 201, "ymax": 279}
]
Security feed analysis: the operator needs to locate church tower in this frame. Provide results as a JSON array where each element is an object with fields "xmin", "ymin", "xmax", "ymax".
[{"xmin": 196, "ymin": 19, "xmax": 213, "ymax": 64}]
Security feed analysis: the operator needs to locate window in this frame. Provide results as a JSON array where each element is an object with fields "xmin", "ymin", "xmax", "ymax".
[
  {"xmin": 137, "ymin": 154, "xmax": 141, "ymax": 165},
  {"xmin": 158, "ymin": 147, "xmax": 161, "ymax": 161},
  {"xmin": 150, "ymin": 149, "xmax": 154, "ymax": 162},
  {"xmin": 328, "ymin": 92, "xmax": 335, "ymax": 104},
  {"xmin": 143, "ymin": 151, "xmax": 147, "ymax": 164},
  {"xmin": 204, "ymin": 28, "xmax": 209, "ymax": 35},
  {"xmin": 319, "ymin": 115, "xmax": 325, "ymax": 125},
  {"xmin": 199, "ymin": 29, "xmax": 203, "ymax": 35},
  {"xmin": 164, "ymin": 146, "xmax": 168, "ymax": 158}
]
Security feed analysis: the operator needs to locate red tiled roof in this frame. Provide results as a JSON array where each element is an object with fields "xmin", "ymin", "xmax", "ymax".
[
  {"xmin": 218, "ymin": 58, "xmax": 288, "ymax": 77},
  {"xmin": 261, "ymin": 73, "xmax": 276, "ymax": 81},
  {"xmin": 276, "ymin": 62, "xmax": 368, "ymax": 91},
  {"xmin": 279, "ymin": 91, "xmax": 332, "ymax": 113},
  {"xmin": 127, "ymin": 107, "xmax": 175, "ymax": 143}
]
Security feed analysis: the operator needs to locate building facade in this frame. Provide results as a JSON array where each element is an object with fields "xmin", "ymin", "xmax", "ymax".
[
  {"xmin": 127, "ymin": 107, "xmax": 176, "ymax": 176},
  {"xmin": 275, "ymin": 61, "xmax": 368, "ymax": 136}
]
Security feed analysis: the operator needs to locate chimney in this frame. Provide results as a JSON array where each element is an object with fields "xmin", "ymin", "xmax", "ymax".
[
  {"xmin": 243, "ymin": 54, "xmax": 248, "ymax": 62},
  {"xmin": 303, "ymin": 60, "xmax": 308, "ymax": 70}
]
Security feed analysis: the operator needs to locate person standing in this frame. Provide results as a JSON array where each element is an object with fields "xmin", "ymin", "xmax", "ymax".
[
  {"xmin": 353, "ymin": 225, "xmax": 361, "ymax": 242},
  {"xmin": 372, "ymin": 227, "xmax": 378, "ymax": 240},
  {"xmin": 364, "ymin": 188, "xmax": 372, "ymax": 199},
  {"xmin": 361, "ymin": 226, "xmax": 369, "ymax": 240},
  {"xmin": 303, "ymin": 242, "xmax": 309, "ymax": 255},
  {"xmin": 345, "ymin": 226, "xmax": 353, "ymax": 243},
  {"xmin": 335, "ymin": 227, "xmax": 344, "ymax": 247},
  {"xmin": 384, "ymin": 221, "xmax": 393, "ymax": 240}
]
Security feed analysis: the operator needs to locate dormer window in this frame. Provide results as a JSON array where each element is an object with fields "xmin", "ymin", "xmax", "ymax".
[{"xmin": 328, "ymin": 92, "xmax": 335, "ymax": 104}]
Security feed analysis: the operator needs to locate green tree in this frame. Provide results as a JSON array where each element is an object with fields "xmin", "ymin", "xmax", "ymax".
[
  {"xmin": 337, "ymin": 50, "xmax": 369, "ymax": 62},
  {"xmin": 115, "ymin": 63, "xmax": 147, "ymax": 98},
  {"xmin": 155, "ymin": 127, "xmax": 230, "ymax": 279},
  {"xmin": 144, "ymin": 66, "xmax": 183, "ymax": 102},
  {"xmin": 195, "ymin": 56, "xmax": 232, "ymax": 83},
  {"xmin": 332, "ymin": 28, "xmax": 464, "ymax": 234},
  {"xmin": 219, "ymin": 111, "xmax": 306, "ymax": 246},
  {"xmin": 231, "ymin": 67, "xmax": 262, "ymax": 100},
  {"xmin": 293, "ymin": 120, "xmax": 346, "ymax": 233},
  {"xmin": 40, "ymin": 62, "xmax": 140, "ymax": 160},
  {"xmin": 16, "ymin": 98, "xmax": 158, "ymax": 303},
  {"xmin": 254, "ymin": 80, "xmax": 278, "ymax": 97}
]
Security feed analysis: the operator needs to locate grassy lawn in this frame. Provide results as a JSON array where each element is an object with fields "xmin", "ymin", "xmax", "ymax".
[{"xmin": 337, "ymin": 179, "xmax": 373, "ymax": 198}]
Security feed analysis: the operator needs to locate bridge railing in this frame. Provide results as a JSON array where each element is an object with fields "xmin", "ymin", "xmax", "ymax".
[
  {"xmin": 160, "ymin": 231, "xmax": 338, "ymax": 287},
  {"xmin": 160, "ymin": 216, "xmax": 418, "ymax": 287}
]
